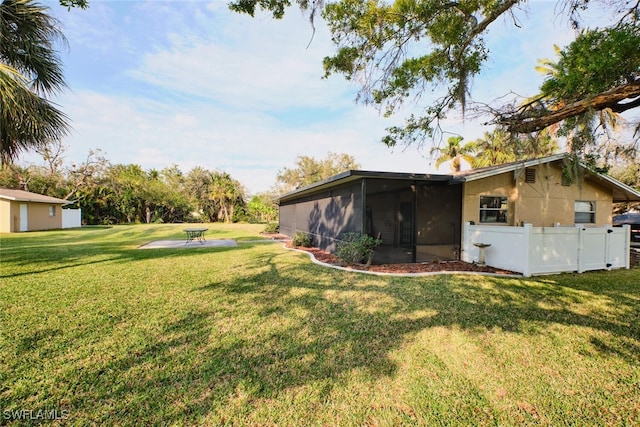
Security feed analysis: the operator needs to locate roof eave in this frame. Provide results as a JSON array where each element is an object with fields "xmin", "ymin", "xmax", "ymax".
[
  {"xmin": 276, "ymin": 170, "xmax": 358, "ymax": 202},
  {"xmin": 277, "ymin": 170, "xmax": 453, "ymax": 202},
  {"xmin": 451, "ymin": 153, "xmax": 568, "ymax": 183},
  {"xmin": 0, "ymin": 195, "xmax": 71, "ymax": 204},
  {"xmin": 586, "ymin": 171, "xmax": 640, "ymax": 202}
]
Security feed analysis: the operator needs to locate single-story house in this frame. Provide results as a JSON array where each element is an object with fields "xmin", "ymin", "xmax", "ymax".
[
  {"xmin": 277, "ymin": 154, "xmax": 640, "ymax": 264},
  {"xmin": 0, "ymin": 188, "xmax": 71, "ymax": 232}
]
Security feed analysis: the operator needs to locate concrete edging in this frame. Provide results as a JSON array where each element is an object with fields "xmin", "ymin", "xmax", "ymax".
[{"xmin": 283, "ymin": 244, "xmax": 523, "ymax": 278}]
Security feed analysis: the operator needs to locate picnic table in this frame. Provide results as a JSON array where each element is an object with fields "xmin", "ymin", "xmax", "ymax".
[{"xmin": 184, "ymin": 227, "xmax": 208, "ymax": 244}]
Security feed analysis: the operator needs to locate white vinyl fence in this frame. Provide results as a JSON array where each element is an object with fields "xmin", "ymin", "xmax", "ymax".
[
  {"xmin": 462, "ymin": 222, "xmax": 631, "ymax": 277},
  {"xmin": 62, "ymin": 208, "xmax": 82, "ymax": 229}
]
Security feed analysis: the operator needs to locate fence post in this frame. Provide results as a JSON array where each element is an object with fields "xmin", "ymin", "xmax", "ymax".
[
  {"xmin": 623, "ymin": 224, "xmax": 631, "ymax": 269},
  {"xmin": 577, "ymin": 225, "xmax": 585, "ymax": 273},
  {"xmin": 522, "ymin": 223, "xmax": 532, "ymax": 277}
]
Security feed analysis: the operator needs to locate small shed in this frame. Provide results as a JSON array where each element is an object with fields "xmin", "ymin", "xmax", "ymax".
[{"xmin": 0, "ymin": 188, "xmax": 71, "ymax": 232}]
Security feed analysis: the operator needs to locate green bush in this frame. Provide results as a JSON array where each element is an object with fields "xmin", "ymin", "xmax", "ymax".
[
  {"xmin": 292, "ymin": 232, "xmax": 313, "ymax": 247},
  {"xmin": 264, "ymin": 222, "xmax": 279, "ymax": 233},
  {"xmin": 335, "ymin": 232, "xmax": 382, "ymax": 266}
]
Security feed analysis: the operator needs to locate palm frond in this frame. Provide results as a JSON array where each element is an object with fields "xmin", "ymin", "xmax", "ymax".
[
  {"xmin": 0, "ymin": 0, "xmax": 68, "ymax": 96},
  {"xmin": 0, "ymin": 63, "xmax": 69, "ymax": 165}
]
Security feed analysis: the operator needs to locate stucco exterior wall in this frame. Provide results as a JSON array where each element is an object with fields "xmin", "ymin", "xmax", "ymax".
[
  {"xmin": 27, "ymin": 202, "xmax": 63, "ymax": 231},
  {"xmin": 0, "ymin": 199, "xmax": 13, "ymax": 232},
  {"xmin": 462, "ymin": 163, "xmax": 614, "ymax": 227},
  {"xmin": 0, "ymin": 200, "xmax": 63, "ymax": 232},
  {"xmin": 462, "ymin": 173, "xmax": 515, "ymax": 226}
]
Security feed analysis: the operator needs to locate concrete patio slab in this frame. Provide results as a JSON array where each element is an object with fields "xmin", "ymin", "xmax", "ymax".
[{"xmin": 139, "ymin": 239, "xmax": 238, "ymax": 249}]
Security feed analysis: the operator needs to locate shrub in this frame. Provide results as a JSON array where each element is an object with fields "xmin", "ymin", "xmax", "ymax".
[
  {"xmin": 264, "ymin": 222, "xmax": 279, "ymax": 233},
  {"xmin": 335, "ymin": 232, "xmax": 382, "ymax": 266},
  {"xmin": 291, "ymin": 231, "xmax": 313, "ymax": 247}
]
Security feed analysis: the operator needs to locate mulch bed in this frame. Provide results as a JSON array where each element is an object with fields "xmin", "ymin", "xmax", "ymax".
[
  {"xmin": 287, "ymin": 244, "xmax": 519, "ymax": 275},
  {"xmin": 265, "ymin": 233, "xmax": 640, "ymax": 274}
]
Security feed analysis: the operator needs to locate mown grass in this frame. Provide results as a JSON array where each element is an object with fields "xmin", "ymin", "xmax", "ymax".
[{"xmin": 1, "ymin": 224, "xmax": 639, "ymax": 426}]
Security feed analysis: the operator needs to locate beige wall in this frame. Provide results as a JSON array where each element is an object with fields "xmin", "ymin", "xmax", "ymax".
[
  {"xmin": 0, "ymin": 200, "xmax": 63, "ymax": 232},
  {"xmin": 462, "ymin": 173, "xmax": 515, "ymax": 226},
  {"xmin": 28, "ymin": 202, "xmax": 63, "ymax": 231},
  {"xmin": 0, "ymin": 199, "xmax": 12, "ymax": 232},
  {"xmin": 462, "ymin": 162, "xmax": 614, "ymax": 227}
]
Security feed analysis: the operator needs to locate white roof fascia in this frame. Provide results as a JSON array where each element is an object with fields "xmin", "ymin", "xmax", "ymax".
[{"xmin": 456, "ymin": 153, "xmax": 567, "ymax": 183}]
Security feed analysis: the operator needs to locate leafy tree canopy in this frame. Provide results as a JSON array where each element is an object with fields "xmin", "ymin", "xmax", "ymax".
[
  {"xmin": 275, "ymin": 151, "xmax": 360, "ymax": 193},
  {"xmin": 231, "ymin": 0, "xmax": 640, "ymax": 161},
  {"xmin": 58, "ymin": 0, "xmax": 87, "ymax": 9}
]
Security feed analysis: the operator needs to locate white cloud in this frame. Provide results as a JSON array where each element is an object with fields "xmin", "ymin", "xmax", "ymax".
[
  {"xmin": 31, "ymin": 1, "xmax": 614, "ymax": 196},
  {"xmin": 127, "ymin": 9, "xmax": 352, "ymax": 114}
]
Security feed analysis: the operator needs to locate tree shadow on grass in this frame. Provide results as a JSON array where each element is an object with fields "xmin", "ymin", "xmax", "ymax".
[
  {"xmin": 47, "ymin": 250, "xmax": 640, "ymax": 425},
  {"xmin": 0, "ymin": 239, "xmax": 271, "ymax": 278}
]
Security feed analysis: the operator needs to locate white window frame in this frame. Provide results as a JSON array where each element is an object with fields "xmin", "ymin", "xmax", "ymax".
[
  {"xmin": 49, "ymin": 206, "xmax": 56, "ymax": 217},
  {"xmin": 574, "ymin": 201, "xmax": 595, "ymax": 224},
  {"xmin": 479, "ymin": 196, "xmax": 508, "ymax": 224}
]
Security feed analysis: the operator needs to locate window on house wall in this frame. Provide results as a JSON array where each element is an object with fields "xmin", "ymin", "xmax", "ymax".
[
  {"xmin": 479, "ymin": 196, "xmax": 508, "ymax": 223},
  {"xmin": 49, "ymin": 206, "xmax": 56, "ymax": 217},
  {"xmin": 574, "ymin": 201, "xmax": 595, "ymax": 224}
]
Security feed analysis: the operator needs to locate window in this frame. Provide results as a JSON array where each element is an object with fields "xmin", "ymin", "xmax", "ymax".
[
  {"xmin": 479, "ymin": 196, "xmax": 508, "ymax": 223},
  {"xmin": 49, "ymin": 206, "xmax": 56, "ymax": 217},
  {"xmin": 574, "ymin": 201, "xmax": 595, "ymax": 224}
]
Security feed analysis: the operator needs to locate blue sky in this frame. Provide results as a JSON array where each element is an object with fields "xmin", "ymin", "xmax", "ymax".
[{"xmin": 32, "ymin": 0, "xmax": 612, "ymax": 194}]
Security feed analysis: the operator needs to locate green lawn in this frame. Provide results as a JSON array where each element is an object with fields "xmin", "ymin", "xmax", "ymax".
[{"xmin": 1, "ymin": 224, "xmax": 639, "ymax": 426}]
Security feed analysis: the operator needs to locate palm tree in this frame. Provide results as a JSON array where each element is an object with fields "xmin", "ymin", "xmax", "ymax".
[
  {"xmin": 470, "ymin": 130, "xmax": 559, "ymax": 168},
  {"xmin": 432, "ymin": 136, "xmax": 475, "ymax": 172},
  {"xmin": 0, "ymin": 0, "xmax": 70, "ymax": 165},
  {"xmin": 210, "ymin": 172, "xmax": 244, "ymax": 223},
  {"xmin": 471, "ymin": 130, "xmax": 517, "ymax": 168}
]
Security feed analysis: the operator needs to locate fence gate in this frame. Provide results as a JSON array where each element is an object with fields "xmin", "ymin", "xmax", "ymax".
[{"xmin": 578, "ymin": 227, "xmax": 608, "ymax": 272}]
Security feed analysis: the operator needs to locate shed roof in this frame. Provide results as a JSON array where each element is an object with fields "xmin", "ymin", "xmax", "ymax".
[
  {"xmin": 0, "ymin": 188, "xmax": 70, "ymax": 204},
  {"xmin": 278, "ymin": 154, "xmax": 640, "ymax": 203}
]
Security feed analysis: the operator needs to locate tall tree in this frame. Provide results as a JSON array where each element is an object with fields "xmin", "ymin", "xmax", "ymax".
[
  {"xmin": 209, "ymin": 171, "xmax": 245, "ymax": 223},
  {"xmin": 469, "ymin": 131, "xmax": 518, "ymax": 169},
  {"xmin": 275, "ymin": 151, "xmax": 360, "ymax": 193},
  {"xmin": 246, "ymin": 192, "xmax": 279, "ymax": 223},
  {"xmin": 108, "ymin": 164, "xmax": 146, "ymax": 223},
  {"xmin": 185, "ymin": 166, "xmax": 216, "ymax": 221},
  {"xmin": 498, "ymin": 25, "xmax": 640, "ymax": 135},
  {"xmin": 433, "ymin": 136, "xmax": 475, "ymax": 172},
  {"xmin": 0, "ymin": 0, "xmax": 70, "ymax": 164},
  {"xmin": 497, "ymin": 25, "xmax": 638, "ymax": 157},
  {"xmin": 231, "ymin": 1, "xmax": 640, "ymax": 159},
  {"xmin": 184, "ymin": 167, "xmax": 246, "ymax": 222},
  {"xmin": 470, "ymin": 129, "xmax": 559, "ymax": 168}
]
